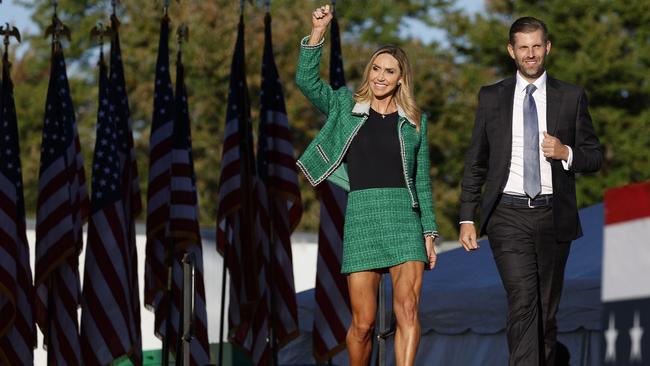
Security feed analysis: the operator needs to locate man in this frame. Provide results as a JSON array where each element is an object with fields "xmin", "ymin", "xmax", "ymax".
[{"xmin": 458, "ymin": 17, "xmax": 602, "ymax": 366}]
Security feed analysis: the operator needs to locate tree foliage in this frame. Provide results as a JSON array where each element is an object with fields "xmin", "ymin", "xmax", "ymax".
[
  {"xmin": 6, "ymin": 0, "xmax": 649, "ymax": 240},
  {"xmin": 440, "ymin": 0, "xmax": 650, "ymax": 209}
]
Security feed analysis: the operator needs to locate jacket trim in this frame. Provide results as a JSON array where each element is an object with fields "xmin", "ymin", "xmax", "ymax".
[
  {"xmin": 305, "ymin": 115, "xmax": 368, "ymax": 187},
  {"xmin": 296, "ymin": 160, "xmax": 317, "ymax": 186},
  {"xmin": 351, "ymin": 102, "xmax": 370, "ymax": 115},
  {"xmin": 316, "ymin": 144, "xmax": 330, "ymax": 163},
  {"xmin": 300, "ymin": 35, "xmax": 325, "ymax": 49},
  {"xmin": 398, "ymin": 119, "xmax": 418, "ymax": 208}
]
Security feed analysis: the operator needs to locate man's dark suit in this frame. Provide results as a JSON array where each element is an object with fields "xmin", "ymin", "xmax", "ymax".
[
  {"xmin": 460, "ymin": 75, "xmax": 602, "ymax": 365},
  {"xmin": 460, "ymin": 76, "xmax": 602, "ymax": 240}
]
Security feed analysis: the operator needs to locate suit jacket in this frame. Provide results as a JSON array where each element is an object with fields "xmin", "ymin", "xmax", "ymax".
[{"xmin": 459, "ymin": 76, "xmax": 602, "ymax": 241}]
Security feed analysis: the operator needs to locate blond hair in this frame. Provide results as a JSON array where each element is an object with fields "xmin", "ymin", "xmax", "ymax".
[{"xmin": 353, "ymin": 45, "xmax": 421, "ymax": 129}]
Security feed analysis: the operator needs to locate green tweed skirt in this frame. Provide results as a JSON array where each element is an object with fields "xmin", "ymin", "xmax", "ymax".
[{"xmin": 341, "ymin": 187, "xmax": 427, "ymax": 274}]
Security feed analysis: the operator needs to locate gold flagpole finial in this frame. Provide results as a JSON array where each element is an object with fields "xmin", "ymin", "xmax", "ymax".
[
  {"xmin": 176, "ymin": 23, "xmax": 189, "ymax": 55},
  {"xmin": 111, "ymin": 0, "xmax": 120, "ymax": 15},
  {"xmin": 45, "ymin": 18, "xmax": 71, "ymax": 42},
  {"xmin": 159, "ymin": 0, "xmax": 180, "ymax": 17},
  {"xmin": 1, "ymin": 23, "xmax": 21, "ymax": 50},
  {"xmin": 1, "ymin": 23, "xmax": 21, "ymax": 62},
  {"xmin": 177, "ymin": 23, "xmax": 189, "ymax": 44},
  {"xmin": 90, "ymin": 22, "xmax": 113, "ymax": 57}
]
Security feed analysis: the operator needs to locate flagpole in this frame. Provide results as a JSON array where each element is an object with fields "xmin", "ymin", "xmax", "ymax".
[
  {"xmin": 159, "ymin": 2, "xmax": 173, "ymax": 363},
  {"xmin": 217, "ymin": 0, "xmax": 249, "ymax": 366},
  {"xmin": 180, "ymin": 253, "xmax": 195, "ymax": 366},
  {"xmin": 173, "ymin": 39, "xmax": 183, "ymax": 366},
  {"xmin": 328, "ymin": 4, "xmax": 336, "ymax": 366},
  {"xmin": 262, "ymin": 3, "xmax": 281, "ymax": 364},
  {"xmin": 162, "ymin": 236, "xmax": 176, "ymax": 366},
  {"xmin": 173, "ymin": 23, "xmax": 190, "ymax": 366},
  {"xmin": 44, "ymin": 3, "xmax": 64, "ymax": 363},
  {"xmin": 47, "ymin": 277, "xmax": 54, "ymax": 365},
  {"xmin": 217, "ymin": 240, "xmax": 228, "ymax": 366}
]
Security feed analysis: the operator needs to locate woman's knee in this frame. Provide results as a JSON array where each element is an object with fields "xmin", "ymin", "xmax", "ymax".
[
  {"xmin": 349, "ymin": 316, "xmax": 375, "ymax": 340},
  {"xmin": 394, "ymin": 294, "xmax": 419, "ymax": 325}
]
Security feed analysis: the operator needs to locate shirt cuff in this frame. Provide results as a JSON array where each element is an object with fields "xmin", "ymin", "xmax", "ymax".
[
  {"xmin": 562, "ymin": 145, "xmax": 573, "ymax": 170},
  {"xmin": 459, "ymin": 221, "xmax": 474, "ymax": 225},
  {"xmin": 300, "ymin": 35, "xmax": 325, "ymax": 49}
]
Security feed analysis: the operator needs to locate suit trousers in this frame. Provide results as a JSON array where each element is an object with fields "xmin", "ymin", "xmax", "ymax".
[{"xmin": 486, "ymin": 199, "xmax": 571, "ymax": 366}]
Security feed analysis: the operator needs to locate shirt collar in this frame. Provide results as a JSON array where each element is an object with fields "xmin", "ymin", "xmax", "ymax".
[{"xmin": 516, "ymin": 70, "xmax": 547, "ymax": 95}]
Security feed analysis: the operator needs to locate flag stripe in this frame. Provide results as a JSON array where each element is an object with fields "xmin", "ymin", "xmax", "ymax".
[
  {"xmin": 312, "ymin": 14, "xmax": 352, "ymax": 361},
  {"xmin": 604, "ymin": 182, "xmax": 650, "ymax": 224},
  {"xmin": 35, "ymin": 44, "xmax": 88, "ymax": 365},
  {"xmin": 251, "ymin": 13, "xmax": 303, "ymax": 365},
  {"xmin": 0, "ymin": 51, "xmax": 35, "ymax": 362}
]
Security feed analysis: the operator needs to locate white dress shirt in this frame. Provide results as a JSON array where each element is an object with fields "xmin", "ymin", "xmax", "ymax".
[{"xmin": 503, "ymin": 71, "xmax": 560, "ymax": 196}]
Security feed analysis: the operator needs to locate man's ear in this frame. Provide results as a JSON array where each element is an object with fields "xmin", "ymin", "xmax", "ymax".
[{"xmin": 507, "ymin": 43, "xmax": 515, "ymax": 60}]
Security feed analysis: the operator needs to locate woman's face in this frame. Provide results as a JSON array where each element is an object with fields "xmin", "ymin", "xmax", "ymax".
[{"xmin": 369, "ymin": 53, "xmax": 401, "ymax": 100}]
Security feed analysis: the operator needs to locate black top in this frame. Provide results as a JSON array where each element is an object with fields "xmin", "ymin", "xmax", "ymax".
[{"xmin": 346, "ymin": 108, "xmax": 404, "ymax": 191}]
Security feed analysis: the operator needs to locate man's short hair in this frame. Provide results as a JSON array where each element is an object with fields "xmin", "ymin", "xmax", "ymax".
[{"xmin": 509, "ymin": 17, "xmax": 549, "ymax": 45}]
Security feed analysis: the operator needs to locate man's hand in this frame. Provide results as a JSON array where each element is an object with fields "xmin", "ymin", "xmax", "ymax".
[
  {"xmin": 425, "ymin": 235, "xmax": 437, "ymax": 269},
  {"xmin": 459, "ymin": 223, "xmax": 480, "ymax": 252},
  {"xmin": 542, "ymin": 131, "xmax": 569, "ymax": 161}
]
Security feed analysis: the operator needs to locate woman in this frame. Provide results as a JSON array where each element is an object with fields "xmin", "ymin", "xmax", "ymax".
[{"xmin": 296, "ymin": 5, "xmax": 439, "ymax": 366}]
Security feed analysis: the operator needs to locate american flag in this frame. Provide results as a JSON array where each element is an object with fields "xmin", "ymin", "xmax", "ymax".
[
  {"xmin": 0, "ymin": 45, "xmax": 36, "ymax": 366},
  {"xmin": 79, "ymin": 50, "xmax": 141, "ymax": 365},
  {"xmin": 34, "ymin": 42, "xmax": 90, "ymax": 365},
  {"xmin": 312, "ymin": 13, "xmax": 352, "ymax": 363},
  {"xmin": 253, "ymin": 11, "xmax": 303, "ymax": 364},
  {"xmin": 216, "ymin": 15, "xmax": 261, "ymax": 353},
  {"xmin": 109, "ymin": 14, "xmax": 143, "ymax": 363},
  {"xmin": 144, "ymin": 16, "xmax": 174, "ymax": 342},
  {"xmin": 250, "ymin": 182, "xmax": 272, "ymax": 365},
  {"xmin": 162, "ymin": 46, "xmax": 211, "ymax": 365}
]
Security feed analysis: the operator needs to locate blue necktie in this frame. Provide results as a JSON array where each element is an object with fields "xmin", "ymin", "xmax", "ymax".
[{"xmin": 524, "ymin": 84, "xmax": 541, "ymax": 199}]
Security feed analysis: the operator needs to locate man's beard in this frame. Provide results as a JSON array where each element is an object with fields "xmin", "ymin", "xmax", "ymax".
[{"xmin": 517, "ymin": 58, "xmax": 545, "ymax": 79}]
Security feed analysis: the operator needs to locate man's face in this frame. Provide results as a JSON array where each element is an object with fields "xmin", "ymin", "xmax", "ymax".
[{"xmin": 507, "ymin": 29, "xmax": 551, "ymax": 82}]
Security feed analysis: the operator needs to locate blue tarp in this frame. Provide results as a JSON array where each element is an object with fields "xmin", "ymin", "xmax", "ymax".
[
  {"xmin": 419, "ymin": 203, "xmax": 603, "ymax": 335},
  {"xmin": 281, "ymin": 204, "xmax": 604, "ymax": 365}
]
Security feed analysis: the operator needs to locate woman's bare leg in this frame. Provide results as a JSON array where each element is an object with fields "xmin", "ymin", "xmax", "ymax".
[
  {"xmin": 389, "ymin": 261, "xmax": 424, "ymax": 366},
  {"xmin": 346, "ymin": 270, "xmax": 382, "ymax": 366}
]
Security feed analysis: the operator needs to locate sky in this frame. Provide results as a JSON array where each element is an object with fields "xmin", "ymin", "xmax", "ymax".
[{"xmin": 2, "ymin": 0, "xmax": 38, "ymax": 33}]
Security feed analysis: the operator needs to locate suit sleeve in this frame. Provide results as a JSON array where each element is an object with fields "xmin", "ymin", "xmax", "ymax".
[
  {"xmin": 459, "ymin": 88, "xmax": 490, "ymax": 222},
  {"xmin": 415, "ymin": 114, "xmax": 438, "ymax": 236},
  {"xmin": 569, "ymin": 89, "xmax": 602, "ymax": 173}
]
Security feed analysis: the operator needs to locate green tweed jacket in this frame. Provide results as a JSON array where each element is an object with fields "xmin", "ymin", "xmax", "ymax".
[{"xmin": 295, "ymin": 36, "xmax": 438, "ymax": 236}]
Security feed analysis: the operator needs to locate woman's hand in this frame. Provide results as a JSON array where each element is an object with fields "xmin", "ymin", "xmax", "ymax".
[
  {"xmin": 425, "ymin": 235, "xmax": 437, "ymax": 269},
  {"xmin": 308, "ymin": 4, "xmax": 333, "ymax": 46}
]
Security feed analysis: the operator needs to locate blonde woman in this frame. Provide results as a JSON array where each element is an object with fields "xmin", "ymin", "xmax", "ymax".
[{"xmin": 295, "ymin": 5, "xmax": 439, "ymax": 366}]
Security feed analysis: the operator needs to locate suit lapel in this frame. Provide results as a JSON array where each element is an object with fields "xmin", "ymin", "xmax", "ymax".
[
  {"xmin": 546, "ymin": 77, "xmax": 563, "ymax": 135},
  {"xmin": 499, "ymin": 77, "xmax": 516, "ymax": 153}
]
